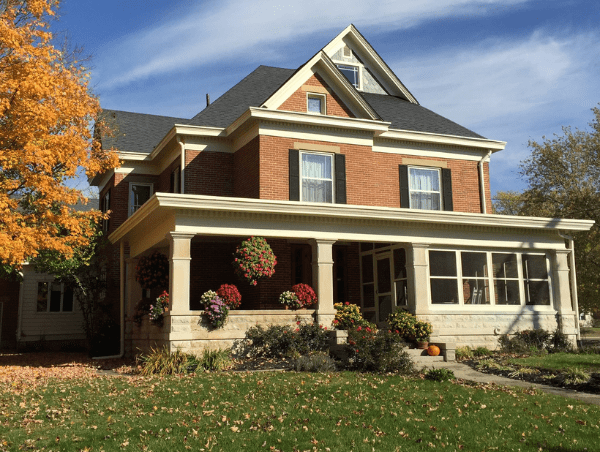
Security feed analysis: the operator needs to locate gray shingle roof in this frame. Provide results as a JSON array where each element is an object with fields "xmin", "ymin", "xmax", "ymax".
[
  {"xmin": 100, "ymin": 109, "xmax": 189, "ymax": 154},
  {"xmin": 189, "ymin": 65, "xmax": 295, "ymax": 127},
  {"xmin": 361, "ymin": 93, "xmax": 484, "ymax": 139},
  {"xmin": 100, "ymin": 66, "xmax": 484, "ymax": 155}
]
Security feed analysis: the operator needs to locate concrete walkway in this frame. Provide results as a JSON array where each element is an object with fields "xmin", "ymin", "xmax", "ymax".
[{"xmin": 425, "ymin": 361, "xmax": 600, "ymax": 406}]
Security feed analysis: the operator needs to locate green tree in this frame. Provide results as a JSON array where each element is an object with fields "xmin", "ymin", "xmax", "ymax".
[{"xmin": 493, "ymin": 106, "xmax": 600, "ymax": 315}]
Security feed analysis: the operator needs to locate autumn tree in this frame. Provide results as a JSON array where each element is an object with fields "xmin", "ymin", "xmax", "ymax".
[
  {"xmin": 0, "ymin": 0, "xmax": 118, "ymax": 267},
  {"xmin": 493, "ymin": 106, "xmax": 600, "ymax": 314}
]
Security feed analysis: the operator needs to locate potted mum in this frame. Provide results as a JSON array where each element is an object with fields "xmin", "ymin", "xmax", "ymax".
[
  {"xmin": 201, "ymin": 290, "xmax": 229, "ymax": 329},
  {"xmin": 232, "ymin": 236, "xmax": 277, "ymax": 286},
  {"xmin": 216, "ymin": 284, "xmax": 242, "ymax": 309},
  {"xmin": 279, "ymin": 283, "xmax": 318, "ymax": 310},
  {"xmin": 148, "ymin": 291, "xmax": 169, "ymax": 326}
]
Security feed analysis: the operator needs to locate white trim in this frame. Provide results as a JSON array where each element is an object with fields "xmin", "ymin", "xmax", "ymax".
[
  {"xmin": 306, "ymin": 92, "xmax": 327, "ymax": 115},
  {"xmin": 299, "ymin": 150, "xmax": 335, "ymax": 204},
  {"xmin": 407, "ymin": 166, "xmax": 443, "ymax": 211},
  {"xmin": 128, "ymin": 182, "xmax": 154, "ymax": 217},
  {"xmin": 378, "ymin": 129, "xmax": 506, "ymax": 152}
]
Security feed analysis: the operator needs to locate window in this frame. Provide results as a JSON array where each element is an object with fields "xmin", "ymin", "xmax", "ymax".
[
  {"xmin": 170, "ymin": 167, "xmax": 181, "ymax": 193},
  {"xmin": 37, "ymin": 282, "xmax": 73, "ymax": 313},
  {"xmin": 129, "ymin": 183, "xmax": 153, "ymax": 216},
  {"xmin": 429, "ymin": 251, "xmax": 459, "ymax": 304},
  {"xmin": 461, "ymin": 252, "xmax": 490, "ymax": 304},
  {"xmin": 523, "ymin": 254, "xmax": 550, "ymax": 305},
  {"xmin": 101, "ymin": 189, "xmax": 110, "ymax": 233},
  {"xmin": 300, "ymin": 152, "xmax": 333, "ymax": 203},
  {"xmin": 492, "ymin": 253, "xmax": 520, "ymax": 305},
  {"xmin": 337, "ymin": 64, "xmax": 360, "ymax": 89},
  {"xmin": 307, "ymin": 93, "xmax": 326, "ymax": 114},
  {"xmin": 409, "ymin": 167, "xmax": 441, "ymax": 210},
  {"xmin": 393, "ymin": 248, "xmax": 408, "ymax": 306}
]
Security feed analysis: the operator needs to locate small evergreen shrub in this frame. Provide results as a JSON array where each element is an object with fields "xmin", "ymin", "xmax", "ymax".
[
  {"xmin": 345, "ymin": 327, "xmax": 414, "ymax": 374},
  {"xmin": 424, "ymin": 368, "xmax": 455, "ymax": 382},
  {"xmin": 473, "ymin": 346, "xmax": 492, "ymax": 357},
  {"xmin": 294, "ymin": 352, "xmax": 337, "ymax": 373}
]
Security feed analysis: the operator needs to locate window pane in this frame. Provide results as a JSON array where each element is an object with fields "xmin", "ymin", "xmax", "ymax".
[
  {"xmin": 63, "ymin": 286, "xmax": 74, "ymax": 312},
  {"xmin": 461, "ymin": 252, "xmax": 488, "ymax": 278},
  {"xmin": 429, "ymin": 251, "xmax": 457, "ymax": 277},
  {"xmin": 307, "ymin": 97, "xmax": 322, "ymax": 113},
  {"xmin": 377, "ymin": 258, "xmax": 391, "ymax": 294},
  {"xmin": 393, "ymin": 248, "xmax": 407, "ymax": 279},
  {"xmin": 431, "ymin": 279, "xmax": 459, "ymax": 304},
  {"xmin": 50, "ymin": 282, "xmax": 61, "ymax": 312},
  {"xmin": 301, "ymin": 179, "xmax": 332, "ymax": 202},
  {"xmin": 410, "ymin": 192, "xmax": 441, "ymax": 210},
  {"xmin": 409, "ymin": 168, "xmax": 440, "ymax": 191},
  {"xmin": 362, "ymin": 255, "xmax": 373, "ymax": 283},
  {"xmin": 37, "ymin": 282, "xmax": 48, "ymax": 312},
  {"xmin": 523, "ymin": 254, "xmax": 548, "ymax": 279},
  {"xmin": 302, "ymin": 154, "xmax": 332, "ymax": 179},
  {"xmin": 526, "ymin": 281, "xmax": 550, "ymax": 305},
  {"xmin": 495, "ymin": 280, "xmax": 521, "ymax": 305},
  {"xmin": 395, "ymin": 280, "xmax": 408, "ymax": 306},
  {"xmin": 492, "ymin": 254, "xmax": 518, "ymax": 279},
  {"xmin": 463, "ymin": 278, "xmax": 490, "ymax": 304},
  {"xmin": 337, "ymin": 65, "xmax": 358, "ymax": 87},
  {"xmin": 362, "ymin": 283, "xmax": 375, "ymax": 308},
  {"xmin": 131, "ymin": 184, "xmax": 151, "ymax": 212}
]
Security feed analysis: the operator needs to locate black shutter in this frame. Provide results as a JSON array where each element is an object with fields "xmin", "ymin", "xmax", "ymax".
[
  {"xmin": 335, "ymin": 153, "xmax": 346, "ymax": 204},
  {"xmin": 442, "ymin": 168, "xmax": 453, "ymax": 211},
  {"xmin": 289, "ymin": 149, "xmax": 300, "ymax": 201},
  {"xmin": 399, "ymin": 165, "xmax": 409, "ymax": 208}
]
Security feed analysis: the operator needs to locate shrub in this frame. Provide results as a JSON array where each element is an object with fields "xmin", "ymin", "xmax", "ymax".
[
  {"xmin": 550, "ymin": 330, "xmax": 573, "ymax": 352},
  {"xmin": 558, "ymin": 368, "xmax": 590, "ymax": 386},
  {"xmin": 473, "ymin": 346, "xmax": 492, "ymax": 357},
  {"xmin": 203, "ymin": 296, "xmax": 229, "ymax": 328},
  {"xmin": 387, "ymin": 308, "xmax": 433, "ymax": 342},
  {"xmin": 498, "ymin": 328, "xmax": 573, "ymax": 353},
  {"xmin": 216, "ymin": 284, "xmax": 242, "ymax": 309},
  {"xmin": 232, "ymin": 236, "xmax": 277, "ymax": 286},
  {"xmin": 333, "ymin": 302, "xmax": 373, "ymax": 330},
  {"xmin": 243, "ymin": 322, "xmax": 329, "ymax": 358},
  {"xmin": 456, "ymin": 346, "xmax": 474, "ymax": 360},
  {"xmin": 425, "ymin": 368, "xmax": 455, "ymax": 382},
  {"xmin": 345, "ymin": 327, "xmax": 414, "ymax": 374},
  {"xmin": 198, "ymin": 348, "xmax": 232, "ymax": 371},
  {"xmin": 294, "ymin": 352, "xmax": 337, "ymax": 373}
]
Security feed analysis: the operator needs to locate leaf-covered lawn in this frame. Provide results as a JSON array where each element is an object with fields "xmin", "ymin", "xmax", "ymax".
[
  {"xmin": 508, "ymin": 352, "xmax": 600, "ymax": 372},
  {"xmin": 1, "ymin": 370, "xmax": 599, "ymax": 451}
]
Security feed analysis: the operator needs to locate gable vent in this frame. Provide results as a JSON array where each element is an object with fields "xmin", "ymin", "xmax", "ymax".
[{"xmin": 342, "ymin": 46, "xmax": 352, "ymax": 58}]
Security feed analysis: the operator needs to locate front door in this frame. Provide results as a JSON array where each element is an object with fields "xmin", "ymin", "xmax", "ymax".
[{"xmin": 375, "ymin": 254, "xmax": 393, "ymax": 325}]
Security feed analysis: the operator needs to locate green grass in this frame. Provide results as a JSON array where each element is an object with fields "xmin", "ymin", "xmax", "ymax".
[
  {"xmin": 581, "ymin": 327, "xmax": 600, "ymax": 337},
  {"xmin": 509, "ymin": 352, "xmax": 600, "ymax": 372},
  {"xmin": 2, "ymin": 372, "xmax": 599, "ymax": 451}
]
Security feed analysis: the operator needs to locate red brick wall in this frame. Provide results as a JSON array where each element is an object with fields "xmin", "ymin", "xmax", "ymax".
[
  {"xmin": 185, "ymin": 150, "xmax": 234, "ymax": 196},
  {"xmin": 257, "ymin": 135, "xmax": 485, "ymax": 213},
  {"xmin": 157, "ymin": 157, "xmax": 181, "ymax": 193},
  {"xmin": 278, "ymin": 74, "xmax": 354, "ymax": 118},
  {"xmin": 233, "ymin": 137, "xmax": 260, "ymax": 198}
]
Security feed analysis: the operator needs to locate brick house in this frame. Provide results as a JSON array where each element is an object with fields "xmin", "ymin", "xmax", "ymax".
[{"xmin": 94, "ymin": 25, "xmax": 593, "ymax": 356}]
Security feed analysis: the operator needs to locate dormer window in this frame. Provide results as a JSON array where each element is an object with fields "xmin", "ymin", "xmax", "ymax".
[
  {"xmin": 307, "ymin": 93, "xmax": 326, "ymax": 114},
  {"xmin": 337, "ymin": 64, "xmax": 360, "ymax": 89}
]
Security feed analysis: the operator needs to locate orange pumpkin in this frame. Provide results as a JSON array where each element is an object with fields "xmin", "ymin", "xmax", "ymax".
[{"xmin": 427, "ymin": 345, "xmax": 441, "ymax": 356}]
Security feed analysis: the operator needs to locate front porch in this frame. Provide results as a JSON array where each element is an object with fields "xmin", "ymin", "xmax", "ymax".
[{"xmin": 110, "ymin": 193, "xmax": 592, "ymax": 356}]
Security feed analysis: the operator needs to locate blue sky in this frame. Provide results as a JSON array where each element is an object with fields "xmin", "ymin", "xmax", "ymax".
[{"xmin": 54, "ymin": 0, "xmax": 600, "ymax": 196}]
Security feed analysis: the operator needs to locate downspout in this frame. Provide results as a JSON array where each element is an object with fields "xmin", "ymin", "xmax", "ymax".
[
  {"xmin": 479, "ymin": 151, "xmax": 492, "ymax": 214},
  {"xmin": 15, "ymin": 266, "xmax": 25, "ymax": 348},
  {"xmin": 558, "ymin": 231, "xmax": 580, "ymax": 342},
  {"xmin": 93, "ymin": 240, "xmax": 126, "ymax": 359},
  {"xmin": 178, "ymin": 137, "xmax": 185, "ymax": 194}
]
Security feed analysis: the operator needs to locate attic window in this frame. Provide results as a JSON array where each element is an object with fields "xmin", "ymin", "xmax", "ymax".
[
  {"xmin": 307, "ymin": 93, "xmax": 326, "ymax": 115},
  {"xmin": 337, "ymin": 64, "xmax": 359, "ymax": 89},
  {"xmin": 343, "ymin": 46, "xmax": 352, "ymax": 58}
]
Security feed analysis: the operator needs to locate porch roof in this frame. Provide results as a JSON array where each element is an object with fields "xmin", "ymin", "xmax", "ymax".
[{"xmin": 109, "ymin": 193, "xmax": 594, "ymax": 258}]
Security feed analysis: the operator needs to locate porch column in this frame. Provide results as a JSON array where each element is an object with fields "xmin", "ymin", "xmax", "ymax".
[
  {"xmin": 168, "ymin": 232, "xmax": 194, "ymax": 315},
  {"xmin": 410, "ymin": 243, "xmax": 430, "ymax": 315},
  {"xmin": 310, "ymin": 239, "xmax": 336, "ymax": 327},
  {"xmin": 551, "ymin": 249, "xmax": 577, "ymax": 341}
]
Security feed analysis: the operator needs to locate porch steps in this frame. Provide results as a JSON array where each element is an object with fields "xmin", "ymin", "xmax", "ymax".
[{"xmin": 405, "ymin": 348, "xmax": 446, "ymax": 366}]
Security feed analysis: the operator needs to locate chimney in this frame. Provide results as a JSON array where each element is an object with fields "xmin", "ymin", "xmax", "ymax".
[{"xmin": 206, "ymin": 93, "xmax": 210, "ymax": 106}]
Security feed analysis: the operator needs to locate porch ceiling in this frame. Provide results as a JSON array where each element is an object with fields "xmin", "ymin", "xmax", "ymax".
[{"xmin": 109, "ymin": 193, "xmax": 594, "ymax": 257}]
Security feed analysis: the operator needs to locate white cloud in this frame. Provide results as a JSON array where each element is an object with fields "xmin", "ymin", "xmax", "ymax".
[{"xmin": 96, "ymin": 0, "xmax": 530, "ymax": 89}]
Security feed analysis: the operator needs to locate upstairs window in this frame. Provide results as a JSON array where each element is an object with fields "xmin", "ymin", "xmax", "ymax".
[
  {"xmin": 37, "ymin": 282, "xmax": 73, "ymax": 313},
  {"xmin": 301, "ymin": 152, "xmax": 333, "ymax": 203},
  {"xmin": 337, "ymin": 64, "xmax": 360, "ymax": 89},
  {"xmin": 409, "ymin": 167, "xmax": 441, "ymax": 210},
  {"xmin": 129, "ymin": 182, "xmax": 153, "ymax": 216},
  {"xmin": 101, "ymin": 189, "xmax": 110, "ymax": 233},
  {"xmin": 307, "ymin": 93, "xmax": 326, "ymax": 114}
]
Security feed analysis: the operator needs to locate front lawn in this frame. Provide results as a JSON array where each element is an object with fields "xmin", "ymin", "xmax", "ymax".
[
  {"xmin": 1, "ymin": 372, "xmax": 599, "ymax": 451},
  {"xmin": 581, "ymin": 327, "xmax": 600, "ymax": 338},
  {"xmin": 509, "ymin": 352, "xmax": 600, "ymax": 373}
]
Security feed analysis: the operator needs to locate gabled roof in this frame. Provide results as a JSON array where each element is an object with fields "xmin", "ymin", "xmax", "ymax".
[
  {"xmin": 189, "ymin": 66, "xmax": 294, "ymax": 128},
  {"xmin": 362, "ymin": 93, "xmax": 483, "ymax": 139}
]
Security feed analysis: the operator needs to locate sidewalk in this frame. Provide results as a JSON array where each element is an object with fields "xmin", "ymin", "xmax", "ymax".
[{"xmin": 425, "ymin": 361, "xmax": 600, "ymax": 406}]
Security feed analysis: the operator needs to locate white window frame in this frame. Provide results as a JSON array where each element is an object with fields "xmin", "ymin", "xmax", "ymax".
[
  {"xmin": 408, "ymin": 166, "xmax": 443, "ymax": 211},
  {"xmin": 306, "ymin": 92, "xmax": 326, "ymax": 115},
  {"xmin": 129, "ymin": 182, "xmax": 153, "ymax": 216},
  {"xmin": 36, "ymin": 281, "xmax": 74, "ymax": 313},
  {"xmin": 428, "ymin": 249, "xmax": 554, "ymax": 310},
  {"xmin": 522, "ymin": 253, "xmax": 552, "ymax": 306},
  {"xmin": 336, "ymin": 64, "xmax": 361, "ymax": 90},
  {"xmin": 299, "ymin": 151, "xmax": 335, "ymax": 204}
]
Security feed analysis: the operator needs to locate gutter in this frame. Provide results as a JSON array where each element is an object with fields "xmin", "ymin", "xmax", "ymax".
[{"xmin": 479, "ymin": 151, "xmax": 492, "ymax": 214}]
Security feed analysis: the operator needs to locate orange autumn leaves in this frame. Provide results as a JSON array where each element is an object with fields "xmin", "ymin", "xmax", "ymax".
[{"xmin": 0, "ymin": 0, "xmax": 118, "ymax": 266}]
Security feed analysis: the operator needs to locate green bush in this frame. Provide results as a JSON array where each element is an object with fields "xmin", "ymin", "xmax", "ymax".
[
  {"xmin": 244, "ymin": 321, "xmax": 329, "ymax": 358},
  {"xmin": 424, "ymin": 368, "xmax": 455, "ymax": 382},
  {"xmin": 294, "ymin": 352, "xmax": 337, "ymax": 373},
  {"xmin": 473, "ymin": 346, "xmax": 492, "ymax": 357},
  {"xmin": 499, "ymin": 328, "xmax": 573, "ymax": 354},
  {"xmin": 198, "ymin": 348, "xmax": 232, "ymax": 371},
  {"xmin": 344, "ymin": 327, "xmax": 414, "ymax": 374}
]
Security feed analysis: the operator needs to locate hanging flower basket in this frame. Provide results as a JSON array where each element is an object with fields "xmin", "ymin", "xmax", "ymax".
[
  {"xmin": 232, "ymin": 236, "xmax": 277, "ymax": 286},
  {"xmin": 135, "ymin": 251, "xmax": 169, "ymax": 290}
]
